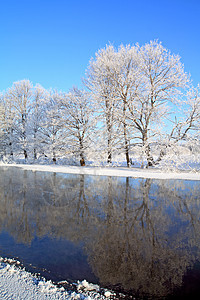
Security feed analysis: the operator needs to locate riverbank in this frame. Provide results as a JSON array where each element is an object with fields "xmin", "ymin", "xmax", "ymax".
[
  {"xmin": 1, "ymin": 162, "xmax": 200, "ymax": 181},
  {"xmin": 0, "ymin": 258, "xmax": 113, "ymax": 299}
]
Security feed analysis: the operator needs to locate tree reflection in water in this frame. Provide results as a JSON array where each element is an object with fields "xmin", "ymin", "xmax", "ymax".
[{"xmin": 0, "ymin": 166, "xmax": 200, "ymax": 298}]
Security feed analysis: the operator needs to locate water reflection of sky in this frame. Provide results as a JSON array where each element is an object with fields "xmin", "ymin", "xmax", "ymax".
[{"xmin": 0, "ymin": 166, "xmax": 200, "ymax": 299}]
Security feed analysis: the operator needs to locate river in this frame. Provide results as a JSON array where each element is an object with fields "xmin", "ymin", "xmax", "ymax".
[{"xmin": 0, "ymin": 166, "xmax": 200, "ymax": 299}]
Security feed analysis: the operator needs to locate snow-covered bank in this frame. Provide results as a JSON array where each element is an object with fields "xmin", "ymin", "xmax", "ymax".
[
  {"xmin": 1, "ymin": 163, "xmax": 200, "ymax": 181},
  {"xmin": 0, "ymin": 258, "xmax": 114, "ymax": 300}
]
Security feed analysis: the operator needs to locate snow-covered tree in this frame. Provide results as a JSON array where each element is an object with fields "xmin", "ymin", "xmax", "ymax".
[
  {"xmin": 85, "ymin": 45, "xmax": 121, "ymax": 164},
  {"xmin": 29, "ymin": 84, "xmax": 48, "ymax": 160},
  {"xmin": 41, "ymin": 90, "xmax": 64, "ymax": 163},
  {"xmin": 1, "ymin": 93, "xmax": 16, "ymax": 159},
  {"xmin": 169, "ymin": 84, "xmax": 200, "ymax": 142},
  {"xmin": 85, "ymin": 41, "xmax": 190, "ymax": 167},
  {"xmin": 0, "ymin": 96, "xmax": 6, "ymax": 157},
  {"xmin": 5, "ymin": 80, "xmax": 33, "ymax": 160},
  {"xmin": 112, "ymin": 45, "xmax": 140, "ymax": 166},
  {"xmin": 60, "ymin": 87, "xmax": 95, "ymax": 166},
  {"xmin": 125, "ymin": 41, "xmax": 189, "ymax": 167},
  {"xmin": 100, "ymin": 44, "xmax": 141, "ymax": 166},
  {"xmin": 157, "ymin": 84, "xmax": 200, "ymax": 167},
  {"xmin": 0, "ymin": 41, "xmax": 199, "ymax": 169}
]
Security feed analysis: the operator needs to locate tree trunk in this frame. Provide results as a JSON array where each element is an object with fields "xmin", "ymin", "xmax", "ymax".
[
  {"xmin": 154, "ymin": 146, "xmax": 167, "ymax": 165},
  {"xmin": 123, "ymin": 122, "xmax": 130, "ymax": 167},
  {"xmin": 79, "ymin": 137, "xmax": 85, "ymax": 166},
  {"xmin": 34, "ymin": 148, "xmax": 37, "ymax": 160},
  {"xmin": 9, "ymin": 142, "xmax": 13, "ymax": 159},
  {"xmin": 105, "ymin": 98, "xmax": 112, "ymax": 164},
  {"xmin": 24, "ymin": 149, "xmax": 28, "ymax": 160},
  {"xmin": 107, "ymin": 120, "xmax": 112, "ymax": 164},
  {"xmin": 9, "ymin": 128, "xmax": 14, "ymax": 159},
  {"xmin": 123, "ymin": 100, "xmax": 130, "ymax": 167},
  {"xmin": 143, "ymin": 133, "xmax": 154, "ymax": 168},
  {"xmin": 52, "ymin": 129, "xmax": 56, "ymax": 163},
  {"xmin": 145, "ymin": 144, "xmax": 154, "ymax": 167},
  {"xmin": 33, "ymin": 130, "xmax": 37, "ymax": 160},
  {"xmin": 22, "ymin": 114, "xmax": 27, "ymax": 160},
  {"xmin": 107, "ymin": 139, "xmax": 112, "ymax": 164},
  {"xmin": 52, "ymin": 149, "xmax": 56, "ymax": 163}
]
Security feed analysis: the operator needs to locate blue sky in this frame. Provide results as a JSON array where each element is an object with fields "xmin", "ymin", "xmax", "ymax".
[{"xmin": 0, "ymin": 0, "xmax": 200, "ymax": 92}]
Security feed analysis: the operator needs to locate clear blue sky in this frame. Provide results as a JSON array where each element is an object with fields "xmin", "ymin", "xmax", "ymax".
[{"xmin": 0, "ymin": 0, "xmax": 199, "ymax": 92}]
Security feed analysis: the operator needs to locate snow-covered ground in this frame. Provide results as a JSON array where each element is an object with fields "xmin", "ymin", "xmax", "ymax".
[
  {"xmin": 1, "ymin": 162, "xmax": 200, "ymax": 180},
  {"xmin": 0, "ymin": 162, "xmax": 200, "ymax": 299},
  {"xmin": 0, "ymin": 258, "xmax": 114, "ymax": 300}
]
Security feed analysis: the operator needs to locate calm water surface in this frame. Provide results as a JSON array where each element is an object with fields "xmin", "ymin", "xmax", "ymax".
[{"xmin": 0, "ymin": 166, "xmax": 200, "ymax": 299}]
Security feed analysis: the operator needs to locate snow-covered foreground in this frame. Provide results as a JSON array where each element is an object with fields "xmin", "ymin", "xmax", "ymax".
[
  {"xmin": 0, "ymin": 258, "xmax": 114, "ymax": 300},
  {"xmin": 1, "ymin": 162, "xmax": 200, "ymax": 181}
]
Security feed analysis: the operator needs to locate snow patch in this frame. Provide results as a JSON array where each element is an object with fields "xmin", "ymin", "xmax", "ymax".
[
  {"xmin": 77, "ymin": 279, "xmax": 100, "ymax": 292},
  {"xmin": 0, "ymin": 257, "xmax": 116, "ymax": 299},
  {"xmin": 2, "ymin": 163, "xmax": 200, "ymax": 181}
]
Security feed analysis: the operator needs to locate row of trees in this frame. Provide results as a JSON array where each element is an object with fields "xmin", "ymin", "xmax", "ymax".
[
  {"xmin": 0, "ymin": 41, "xmax": 200, "ymax": 167},
  {"xmin": 0, "ymin": 83, "xmax": 94, "ymax": 165}
]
